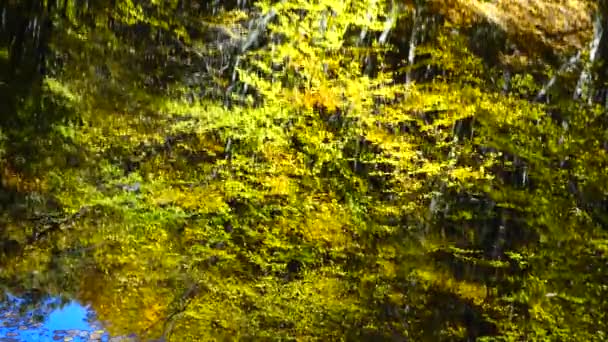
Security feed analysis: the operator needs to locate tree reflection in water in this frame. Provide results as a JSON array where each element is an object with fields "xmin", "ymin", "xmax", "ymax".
[{"xmin": 1, "ymin": 0, "xmax": 607, "ymax": 341}]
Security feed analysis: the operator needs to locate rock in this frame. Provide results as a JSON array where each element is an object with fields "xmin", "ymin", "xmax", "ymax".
[
  {"xmin": 63, "ymin": 337, "xmax": 73, "ymax": 342},
  {"xmin": 18, "ymin": 325, "xmax": 28, "ymax": 330},
  {"xmin": 110, "ymin": 337, "xmax": 137, "ymax": 342},
  {"xmin": 89, "ymin": 331, "xmax": 103, "ymax": 340}
]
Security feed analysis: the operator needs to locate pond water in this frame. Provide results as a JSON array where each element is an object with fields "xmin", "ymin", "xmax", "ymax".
[
  {"xmin": 0, "ymin": 294, "xmax": 116, "ymax": 341},
  {"xmin": 1, "ymin": 0, "xmax": 607, "ymax": 341}
]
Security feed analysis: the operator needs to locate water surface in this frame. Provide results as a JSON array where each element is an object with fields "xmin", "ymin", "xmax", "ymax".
[{"xmin": 0, "ymin": 294, "xmax": 114, "ymax": 341}]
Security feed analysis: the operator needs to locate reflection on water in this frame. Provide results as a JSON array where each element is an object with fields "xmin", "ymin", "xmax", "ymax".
[
  {"xmin": 1, "ymin": 0, "xmax": 607, "ymax": 340},
  {"xmin": 0, "ymin": 294, "xmax": 118, "ymax": 341}
]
